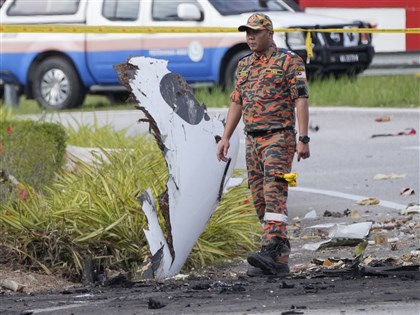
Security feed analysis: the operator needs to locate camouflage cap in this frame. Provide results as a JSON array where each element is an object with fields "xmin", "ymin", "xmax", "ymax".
[{"xmin": 238, "ymin": 13, "xmax": 273, "ymax": 32}]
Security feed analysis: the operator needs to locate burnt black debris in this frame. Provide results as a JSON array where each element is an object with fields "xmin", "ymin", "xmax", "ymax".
[{"xmin": 148, "ymin": 297, "xmax": 166, "ymax": 309}]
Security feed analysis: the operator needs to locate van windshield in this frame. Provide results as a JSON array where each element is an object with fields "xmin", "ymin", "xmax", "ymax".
[{"xmin": 209, "ymin": 0, "xmax": 288, "ymax": 15}]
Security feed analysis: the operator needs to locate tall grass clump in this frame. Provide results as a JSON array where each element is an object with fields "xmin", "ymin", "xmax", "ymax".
[
  {"xmin": 308, "ymin": 75, "xmax": 420, "ymax": 107},
  {"xmin": 1, "ymin": 141, "xmax": 166, "ymax": 279},
  {"xmin": 1, "ymin": 120, "xmax": 258, "ymax": 280}
]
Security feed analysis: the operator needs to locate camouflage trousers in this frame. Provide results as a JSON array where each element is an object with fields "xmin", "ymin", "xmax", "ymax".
[{"xmin": 245, "ymin": 129, "xmax": 295, "ymax": 247}]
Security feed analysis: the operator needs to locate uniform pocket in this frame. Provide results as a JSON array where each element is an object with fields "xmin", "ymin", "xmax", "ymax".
[{"xmin": 261, "ymin": 68, "xmax": 284, "ymax": 83}]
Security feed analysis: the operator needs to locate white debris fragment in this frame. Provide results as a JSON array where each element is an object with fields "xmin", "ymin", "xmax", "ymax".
[
  {"xmin": 373, "ymin": 173, "xmax": 406, "ymax": 180},
  {"xmin": 303, "ymin": 209, "xmax": 317, "ymax": 220},
  {"xmin": 302, "ymin": 222, "xmax": 373, "ymax": 251},
  {"xmin": 2, "ymin": 279, "xmax": 25, "ymax": 292},
  {"xmin": 401, "ymin": 204, "xmax": 420, "ymax": 215},
  {"xmin": 368, "ymin": 237, "xmax": 399, "ymax": 245},
  {"xmin": 223, "ymin": 177, "xmax": 245, "ymax": 193},
  {"xmin": 119, "ymin": 57, "xmax": 239, "ymax": 278}
]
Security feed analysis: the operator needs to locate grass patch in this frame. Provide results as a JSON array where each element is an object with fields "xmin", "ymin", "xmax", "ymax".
[
  {"xmin": 308, "ymin": 75, "xmax": 420, "ymax": 107},
  {"xmin": 1, "ymin": 120, "xmax": 258, "ymax": 280}
]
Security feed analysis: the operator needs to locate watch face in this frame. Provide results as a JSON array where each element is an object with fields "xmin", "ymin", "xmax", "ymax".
[{"xmin": 299, "ymin": 136, "xmax": 310, "ymax": 144}]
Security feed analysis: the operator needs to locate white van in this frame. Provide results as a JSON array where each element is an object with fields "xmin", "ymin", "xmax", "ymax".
[{"xmin": 0, "ymin": 0, "xmax": 374, "ymax": 109}]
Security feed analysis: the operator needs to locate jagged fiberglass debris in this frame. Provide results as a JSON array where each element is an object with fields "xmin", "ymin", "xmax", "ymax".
[
  {"xmin": 302, "ymin": 222, "xmax": 373, "ymax": 251},
  {"xmin": 115, "ymin": 57, "xmax": 239, "ymax": 279}
]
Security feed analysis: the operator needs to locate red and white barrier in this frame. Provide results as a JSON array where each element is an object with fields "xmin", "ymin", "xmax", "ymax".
[{"xmin": 298, "ymin": 0, "xmax": 420, "ymax": 52}]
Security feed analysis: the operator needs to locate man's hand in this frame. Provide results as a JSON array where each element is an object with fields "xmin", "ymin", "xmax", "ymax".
[
  {"xmin": 296, "ymin": 142, "xmax": 310, "ymax": 162},
  {"xmin": 216, "ymin": 138, "xmax": 230, "ymax": 162}
]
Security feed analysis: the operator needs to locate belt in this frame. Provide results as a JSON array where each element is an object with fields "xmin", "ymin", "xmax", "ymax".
[{"xmin": 245, "ymin": 127, "xmax": 293, "ymax": 137}]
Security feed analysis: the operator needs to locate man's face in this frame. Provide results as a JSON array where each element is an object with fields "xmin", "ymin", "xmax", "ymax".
[{"xmin": 245, "ymin": 29, "xmax": 273, "ymax": 53}]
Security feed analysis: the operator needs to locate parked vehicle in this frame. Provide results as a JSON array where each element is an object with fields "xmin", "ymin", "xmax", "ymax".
[{"xmin": 0, "ymin": 0, "xmax": 374, "ymax": 109}]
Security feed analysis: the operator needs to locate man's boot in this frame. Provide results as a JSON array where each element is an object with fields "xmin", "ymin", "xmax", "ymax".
[{"xmin": 247, "ymin": 237, "xmax": 290, "ymax": 275}]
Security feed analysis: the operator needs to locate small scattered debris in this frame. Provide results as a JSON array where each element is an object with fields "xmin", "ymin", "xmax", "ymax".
[
  {"xmin": 192, "ymin": 283, "xmax": 211, "ymax": 290},
  {"xmin": 219, "ymin": 283, "xmax": 246, "ymax": 294},
  {"xmin": 357, "ymin": 197, "xmax": 380, "ymax": 206},
  {"xmin": 373, "ymin": 173, "xmax": 406, "ymax": 180},
  {"xmin": 323, "ymin": 210, "xmax": 342, "ymax": 217},
  {"xmin": 374, "ymin": 115, "xmax": 391, "ymax": 122},
  {"xmin": 359, "ymin": 265, "xmax": 420, "ymax": 277},
  {"xmin": 368, "ymin": 237, "xmax": 399, "ymax": 245},
  {"xmin": 371, "ymin": 127, "xmax": 416, "ymax": 138},
  {"xmin": 303, "ymin": 209, "xmax": 317, "ymax": 219},
  {"xmin": 148, "ymin": 297, "xmax": 166, "ymax": 309},
  {"xmin": 400, "ymin": 187, "xmax": 415, "ymax": 196},
  {"xmin": 373, "ymin": 234, "xmax": 388, "ymax": 245},
  {"xmin": 309, "ymin": 123, "xmax": 319, "ymax": 132},
  {"xmin": 280, "ymin": 281, "xmax": 295, "ymax": 289},
  {"xmin": 281, "ymin": 311, "xmax": 304, "ymax": 315},
  {"xmin": 2, "ymin": 279, "xmax": 25, "ymax": 292},
  {"xmin": 371, "ymin": 216, "xmax": 413, "ymax": 230},
  {"xmin": 401, "ymin": 204, "xmax": 420, "ymax": 215}
]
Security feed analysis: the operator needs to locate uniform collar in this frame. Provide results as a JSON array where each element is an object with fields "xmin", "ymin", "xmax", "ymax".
[{"xmin": 252, "ymin": 47, "xmax": 276, "ymax": 63}]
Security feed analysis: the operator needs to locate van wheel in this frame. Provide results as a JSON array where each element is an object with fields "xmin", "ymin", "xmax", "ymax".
[
  {"xmin": 32, "ymin": 57, "xmax": 86, "ymax": 110},
  {"xmin": 224, "ymin": 50, "xmax": 250, "ymax": 87}
]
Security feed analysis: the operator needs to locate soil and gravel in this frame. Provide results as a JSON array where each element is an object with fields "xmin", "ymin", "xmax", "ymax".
[{"xmin": 1, "ymin": 207, "xmax": 419, "ymax": 315}]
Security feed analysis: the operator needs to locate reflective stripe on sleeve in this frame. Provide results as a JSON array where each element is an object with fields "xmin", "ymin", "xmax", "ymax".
[{"xmin": 263, "ymin": 212, "xmax": 288, "ymax": 223}]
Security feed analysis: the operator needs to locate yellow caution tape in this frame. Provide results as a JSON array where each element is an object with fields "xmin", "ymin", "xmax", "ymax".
[
  {"xmin": 1, "ymin": 25, "xmax": 418, "ymax": 65},
  {"xmin": 276, "ymin": 172, "xmax": 298, "ymax": 187},
  {"xmin": 305, "ymin": 32, "xmax": 313, "ymax": 63},
  {"xmin": 0, "ymin": 24, "xmax": 419, "ymax": 34}
]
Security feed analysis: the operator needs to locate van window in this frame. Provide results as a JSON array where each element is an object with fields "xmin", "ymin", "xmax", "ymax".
[
  {"xmin": 7, "ymin": 0, "xmax": 79, "ymax": 16},
  {"xmin": 103, "ymin": 0, "xmax": 139, "ymax": 21},
  {"xmin": 152, "ymin": 0, "xmax": 199, "ymax": 21},
  {"xmin": 209, "ymin": 0, "xmax": 287, "ymax": 15}
]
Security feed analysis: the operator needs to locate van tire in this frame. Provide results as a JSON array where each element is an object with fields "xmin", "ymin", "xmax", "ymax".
[
  {"xmin": 32, "ymin": 57, "xmax": 86, "ymax": 110},
  {"xmin": 224, "ymin": 50, "xmax": 250, "ymax": 87}
]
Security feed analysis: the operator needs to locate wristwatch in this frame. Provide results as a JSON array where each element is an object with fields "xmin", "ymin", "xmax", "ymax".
[{"xmin": 298, "ymin": 135, "xmax": 310, "ymax": 144}]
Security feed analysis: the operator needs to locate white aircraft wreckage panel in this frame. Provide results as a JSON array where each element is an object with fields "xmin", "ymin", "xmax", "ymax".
[{"xmin": 115, "ymin": 57, "xmax": 239, "ymax": 279}]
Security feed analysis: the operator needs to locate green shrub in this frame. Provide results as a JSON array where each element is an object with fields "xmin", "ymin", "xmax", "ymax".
[
  {"xmin": 0, "ymin": 121, "xmax": 258, "ymax": 281},
  {"xmin": 0, "ymin": 119, "xmax": 68, "ymax": 200}
]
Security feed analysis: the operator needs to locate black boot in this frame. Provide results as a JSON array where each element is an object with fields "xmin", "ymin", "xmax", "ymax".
[{"xmin": 247, "ymin": 237, "xmax": 290, "ymax": 275}]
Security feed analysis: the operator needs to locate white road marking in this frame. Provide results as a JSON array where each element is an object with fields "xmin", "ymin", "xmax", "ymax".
[
  {"xmin": 291, "ymin": 186, "xmax": 407, "ymax": 210},
  {"xmin": 27, "ymin": 299, "xmax": 109, "ymax": 314},
  {"xmin": 401, "ymin": 146, "xmax": 420, "ymax": 150}
]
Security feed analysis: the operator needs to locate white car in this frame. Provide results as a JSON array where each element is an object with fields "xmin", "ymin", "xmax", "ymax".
[{"xmin": 0, "ymin": 0, "xmax": 374, "ymax": 109}]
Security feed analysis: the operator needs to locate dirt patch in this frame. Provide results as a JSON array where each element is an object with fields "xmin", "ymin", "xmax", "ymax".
[
  {"xmin": 0, "ymin": 246, "xmax": 77, "ymax": 295},
  {"xmin": 1, "ymin": 211, "xmax": 419, "ymax": 296}
]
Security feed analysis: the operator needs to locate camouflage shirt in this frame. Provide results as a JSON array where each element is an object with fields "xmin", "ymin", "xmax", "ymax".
[{"xmin": 230, "ymin": 48, "xmax": 309, "ymax": 132}]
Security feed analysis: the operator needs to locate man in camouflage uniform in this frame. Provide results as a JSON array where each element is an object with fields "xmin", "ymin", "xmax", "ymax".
[{"xmin": 216, "ymin": 13, "xmax": 310, "ymax": 276}]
